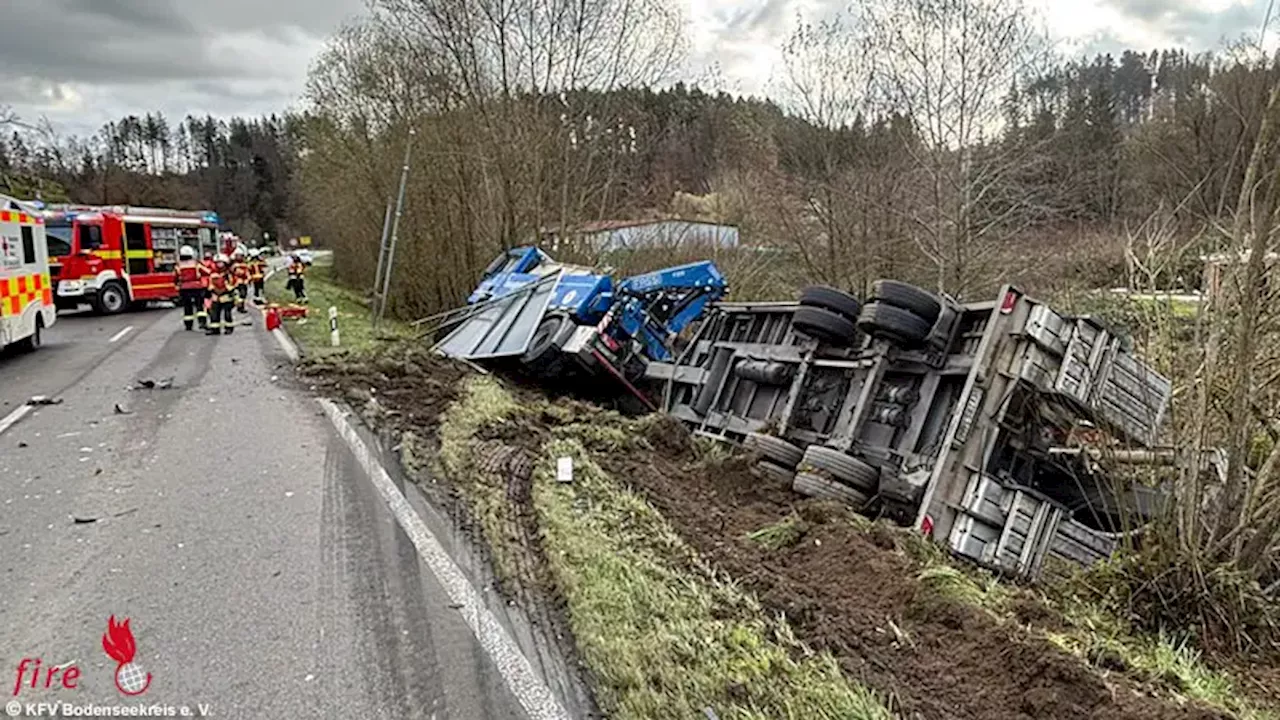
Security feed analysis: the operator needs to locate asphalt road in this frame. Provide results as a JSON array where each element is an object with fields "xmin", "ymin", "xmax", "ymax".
[{"xmin": 0, "ymin": 307, "xmax": 528, "ymax": 719}]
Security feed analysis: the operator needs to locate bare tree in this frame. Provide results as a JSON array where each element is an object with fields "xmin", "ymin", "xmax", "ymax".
[{"xmin": 864, "ymin": 0, "xmax": 1051, "ymax": 296}]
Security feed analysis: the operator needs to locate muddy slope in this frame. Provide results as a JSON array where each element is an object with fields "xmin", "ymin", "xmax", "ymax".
[{"xmin": 309, "ymin": 352, "xmax": 1225, "ymax": 720}]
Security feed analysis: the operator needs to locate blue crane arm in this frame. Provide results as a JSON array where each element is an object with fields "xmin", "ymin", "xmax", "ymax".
[{"xmin": 607, "ymin": 260, "xmax": 728, "ymax": 361}]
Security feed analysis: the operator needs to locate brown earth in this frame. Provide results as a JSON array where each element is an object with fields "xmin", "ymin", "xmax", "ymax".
[{"xmin": 310, "ymin": 355, "xmax": 1231, "ymax": 720}]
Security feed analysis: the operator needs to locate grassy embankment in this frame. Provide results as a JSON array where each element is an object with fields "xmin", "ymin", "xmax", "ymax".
[
  {"xmin": 437, "ymin": 375, "xmax": 895, "ymax": 720},
  {"xmin": 265, "ymin": 254, "xmax": 411, "ymax": 356}
]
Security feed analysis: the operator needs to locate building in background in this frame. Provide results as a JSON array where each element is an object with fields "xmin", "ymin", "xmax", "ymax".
[{"xmin": 539, "ymin": 219, "xmax": 740, "ymax": 255}]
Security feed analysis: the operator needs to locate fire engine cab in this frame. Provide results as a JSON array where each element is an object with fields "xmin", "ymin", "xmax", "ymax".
[
  {"xmin": 42, "ymin": 205, "xmax": 220, "ymax": 314},
  {"xmin": 0, "ymin": 194, "xmax": 56, "ymax": 351}
]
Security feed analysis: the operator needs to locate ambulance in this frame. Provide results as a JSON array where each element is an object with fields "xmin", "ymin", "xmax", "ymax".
[{"xmin": 0, "ymin": 194, "xmax": 56, "ymax": 351}]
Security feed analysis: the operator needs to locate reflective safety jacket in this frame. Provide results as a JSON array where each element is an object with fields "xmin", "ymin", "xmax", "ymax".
[
  {"xmin": 174, "ymin": 260, "xmax": 210, "ymax": 291},
  {"xmin": 231, "ymin": 261, "xmax": 252, "ymax": 284},
  {"xmin": 208, "ymin": 270, "xmax": 237, "ymax": 302},
  {"xmin": 287, "ymin": 261, "xmax": 306, "ymax": 279},
  {"xmin": 249, "ymin": 259, "xmax": 267, "ymax": 281}
]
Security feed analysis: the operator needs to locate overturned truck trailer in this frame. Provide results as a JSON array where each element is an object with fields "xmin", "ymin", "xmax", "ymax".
[{"xmin": 643, "ymin": 282, "xmax": 1175, "ymax": 580}]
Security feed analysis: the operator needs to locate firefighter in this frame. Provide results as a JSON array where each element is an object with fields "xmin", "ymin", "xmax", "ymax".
[
  {"xmin": 248, "ymin": 248, "xmax": 267, "ymax": 305},
  {"xmin": 205, "ymin": 254, "xmax": 238, "ymax": 336},
  {"xmin": 201, "ymin": 251, "xmax": 218, "ymax": 317},
  {"xmin": 286, "ymin": 252, "xmax": 308, "ymax": 303},
  {"xmin": 173, "ymin": 246, "xmax": 210, "ymax": 331},
  {"xmin": 230, "ymin": 248, "xmax": 252, "ymax": 313}
]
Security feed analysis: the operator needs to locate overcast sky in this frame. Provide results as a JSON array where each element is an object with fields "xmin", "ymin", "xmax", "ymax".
[{"xmin": 1, "ymin": 0, "xmax": 1274, "ymax": 139}]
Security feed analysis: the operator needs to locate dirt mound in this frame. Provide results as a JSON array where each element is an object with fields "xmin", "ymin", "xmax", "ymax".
[
  {"xmin": 594, "ymin": 426, "xmax": 1228, "ymax": 720},
  {"xmin": 301, "ymin": 345, "xmax": 468, "ymax": 436}
]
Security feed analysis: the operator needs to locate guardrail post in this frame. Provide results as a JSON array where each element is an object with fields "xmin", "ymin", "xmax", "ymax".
[{"xmin": 329, "ymin": 306, "xmax": 340, "ymax": 347}]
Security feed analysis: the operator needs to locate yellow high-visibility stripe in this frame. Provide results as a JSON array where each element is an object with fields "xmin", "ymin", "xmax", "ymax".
[
  {"xmin": 0, "ymin": 272, "xmax": 52, "ymax": 317},
  {"xmin": 125, "ymin": 249, "xmax": 153, "ymax": 259},
  {"xmin": 94, "ymin": 250, "xmax": 123, "ymax": 260}
]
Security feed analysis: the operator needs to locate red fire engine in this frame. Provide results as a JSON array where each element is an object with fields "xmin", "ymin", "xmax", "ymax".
[{"xmin": 41, "ymin": 205, "xmax": 221, "ymax": 314}]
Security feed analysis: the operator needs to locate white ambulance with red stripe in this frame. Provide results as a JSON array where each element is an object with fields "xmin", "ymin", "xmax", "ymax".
[{"xmin": 0, "ymin": 193, "xmax": 56, "ymax": 351}]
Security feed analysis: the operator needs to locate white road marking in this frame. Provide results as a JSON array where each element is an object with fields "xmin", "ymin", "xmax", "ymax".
[
  {"xmin": 108, "ymin": 326, "xmax": 134, "ymax": 343},
  {"xmin": 272, "ymin": 328, "xmax": 301, "ymax": 363},
  {"xmin": 319, "ymin": 399, "xmax": 572, "ymax": 720},
  {"xmin": 0, "ymin": 405, "xmax": 33, "ymax": 437}
]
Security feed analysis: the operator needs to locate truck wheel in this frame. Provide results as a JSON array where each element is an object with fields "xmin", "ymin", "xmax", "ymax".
[
  {"xmin": 793, "ymin": 472, "xmax": 869, "ymax": 508},
  {"xmin": 95, "ymin": 283, "xmax": 128, "ymax": 315},
  {"xmin": 753, "ymin": 460, "xmax": 796, "ymax": 485},
  {"xmin": 857, "ymin": 302, "xmax": 931, "ymax": 346},
  {"xmin": 743, "ymin": 432, "xmax": 803, "ymax": 468},
  {"xmin": 801, "ymin": 446, "xmax": 878, "ymax": 493},
  {"xmin": 522, "ymin": 313, "xmax": 569, "ymax": 374},
  {"xmin": 792, "ymin": 306, "xmax": 858, "ymax": 346},
  {"xmin": 870, "ymin": 280, "xmax": 941, "ymax": 323},
  {"xmin": 799, "ymin": 286, "xmax": 861, "ymax": 321}
]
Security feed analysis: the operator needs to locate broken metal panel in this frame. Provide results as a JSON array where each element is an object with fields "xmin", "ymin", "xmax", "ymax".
[{"xmin": 434, "ymin": 272, "xmax": 561, "ymax": 359}]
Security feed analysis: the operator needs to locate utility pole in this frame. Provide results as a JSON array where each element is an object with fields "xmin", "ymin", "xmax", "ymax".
[
  {"xmin": 375, "ymin": 127, "xmax": 415, "ymax": 330},
  {"xmin": 370, "ymin": 201, "xmax": 393, "ymax": 323}
]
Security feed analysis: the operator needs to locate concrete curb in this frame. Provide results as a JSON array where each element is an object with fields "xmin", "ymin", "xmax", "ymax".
[{"xmin": 319, "ymin": 398, "xmax": 572, "ymax": 720}]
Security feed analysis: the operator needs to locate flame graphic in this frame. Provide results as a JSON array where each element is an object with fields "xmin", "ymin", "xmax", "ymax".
[{"xmin": 102, "ymin": 616, "xmax": 137, "ymax": 665}]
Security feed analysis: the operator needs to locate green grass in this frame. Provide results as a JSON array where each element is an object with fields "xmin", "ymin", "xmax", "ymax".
[
  {"xmin": 1043, "ymin": 594, "xmax": 1275, "ymax": 719},
  {"xmin": 265, "ymin": 255, "xmax": 412, "ymax": 357},
  {"xmin": 434, "ymin": 376, "xmax": 527, "ymax": 589},
  {"xmin": 535, "ymin": 436, "xmax": 894, "ymax": 720},
  {"xmin": 436, "ymin": 377, "xmax": 894, "ymax": 720}
]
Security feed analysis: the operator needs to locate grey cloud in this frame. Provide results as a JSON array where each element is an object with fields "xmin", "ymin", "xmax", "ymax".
[
  {"xmin": 720, "ymin": 0, "xmax": 794, "ymax": 34},
  {"xmin": 66, "ymin": 0, "xmax": 198, "ymax": 33},
  {"xmin": 1100, "ymin": 0, "xmax": 1269, "ymax": 50}
]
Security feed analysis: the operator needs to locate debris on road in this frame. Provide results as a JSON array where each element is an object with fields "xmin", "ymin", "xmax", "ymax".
[
  {"xmin": 72, "ymin": 516, "xmax": 99, "ymax": 524},
  {"xmin": 17, "ymin": 441, "xmax": 27, "ymax": 448},
  {"xmin": 28, "ymin": 396, "xmax": 63, "ymax": 406},
  {"xmin": 132, "ymin": 377, "xmax": 174, "ymax": 390},
  {"xmin": 113, "ymin": 403, "xmax": 133, "ymax": 415}
]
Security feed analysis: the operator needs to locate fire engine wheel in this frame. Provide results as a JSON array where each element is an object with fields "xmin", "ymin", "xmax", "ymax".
[
  {"xmin": 857, "ymin": 302, "xmax": 931, "ymax": 347},
  {"xmin": 743, "ymin": 432, "xmax": 803, "ymax": 468},
  {"xmin": 753, "ymin": 460, "xmax": 796, "ymax": 486},
  {"xmin": 792, "ymin": 306, "xmax": 858, "ymax": 346},
  {"xmin": 870, "ymin": 280, "xmax": 941, "ymax": 324},
  {"xmin": 798, "ymin": 286, "xmax": 862, "ymax": 321},
  {"xmin": 96, "ymin": 283, "xmax": 128, "ymax": 315},
  {"xmin": 793, "ymin": 472, "xmax": 870, "ymax": 508},
  {"xmin": 801, "ymin": 446, "xmax": 879, "ymax": 493}
]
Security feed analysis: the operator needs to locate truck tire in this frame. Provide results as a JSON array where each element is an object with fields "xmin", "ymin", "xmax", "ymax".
[
  {"xmin": 870, "ymin": 280, "xmax": 941, "ymax": 323},
  {"xmin": 799, "ymin": 286, "xmax": 861, "ymax": 321},
  {"xmin": 857, "ymin": 302, "xmax": 931, "ymax": 346},
  {"xmin": 753, "ymin": 460, "xmax": 796, "ymax": 485},
  {"xmin": 95, "ymin": 282, "xmax": 128, "ymax": 315},
  {"xmin": 522, "ymin": 313, "xmax": 569, "ymax": 372},
  {"xmin": 743, "ymin": 432, "xmax": 803, "ymax": 468},
  {"xmin": 792, "ymin": 306, "xmax": 858, "ymax": 346},
  {"xmin": 801, "ymin": 446, "xmax": 878, "ymax": 493},
  {"xmin": 793, "ymin": 472, "xmax": 870, "ymax": 508}
]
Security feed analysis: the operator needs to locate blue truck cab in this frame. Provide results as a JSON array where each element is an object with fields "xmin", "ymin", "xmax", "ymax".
[{"xmin": 469, "ymin": 246, "xmax": 615, "ymax": 323}]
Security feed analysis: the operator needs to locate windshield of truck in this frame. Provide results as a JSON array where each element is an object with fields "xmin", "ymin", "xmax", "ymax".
[{"xmin": 45, "ymin": 223, "xmax": 74, "ymax": 257}]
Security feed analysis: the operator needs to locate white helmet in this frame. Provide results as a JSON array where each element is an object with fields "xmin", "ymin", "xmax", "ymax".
[
  {"xmin": 179, "ymin": 245, "xmax": 195, "ymax": 259},
  {"xmin": 214, "ymin": 253, "xmax": 230, "ymax": 264}
]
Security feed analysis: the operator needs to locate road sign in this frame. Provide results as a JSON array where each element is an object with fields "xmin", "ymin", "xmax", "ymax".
[{"xmin": 299, "ymin": 236, "xmax": 312, "ymax": 246}]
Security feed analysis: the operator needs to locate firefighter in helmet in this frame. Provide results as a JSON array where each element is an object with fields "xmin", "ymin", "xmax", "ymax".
[
  {"xmin": 230, "ymin": 248, "xmax": 252, "ymax": 313},
  {"xmin": 286, "ymin": 252, "xmax": 308, "ymax": 303},
  {"xmin": 173, "ymin": 245, "xmax": 211, "ymax": 331},
  {"xmin": 205, "ymin": 253, "xmax": 238, "ymax": 336},
  {"xmin": 248, "ymin": 248, "xmax": 267, "ymax": 305}
]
